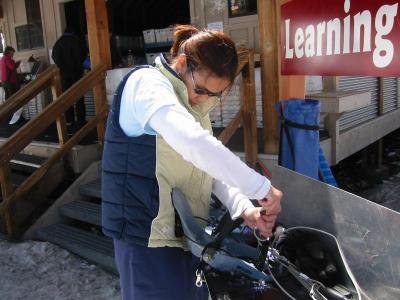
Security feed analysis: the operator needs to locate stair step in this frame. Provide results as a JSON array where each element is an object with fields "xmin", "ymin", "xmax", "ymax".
[
  {"xmin": 60, "ymin": 200, "xmax": 101, "ymax": 226},
  {"xmin": 11, "ymin": 173, "xmax": 28, "ymax": 186},
  {"xmin": 36, "ymin": 223, "xmax": 116, "ymax": 273},
  {"xmin": 10, "ymin": 153, "xmax": 47, "ymax": 173},
  {"xmin": 79, "ymin": 178, "xmax": 101, "ymax": 199}
]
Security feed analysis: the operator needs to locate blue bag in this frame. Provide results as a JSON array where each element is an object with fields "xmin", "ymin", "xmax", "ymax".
[{"xmin": 276, "ymin": 99, "xmax": 320, "ymax": 180}]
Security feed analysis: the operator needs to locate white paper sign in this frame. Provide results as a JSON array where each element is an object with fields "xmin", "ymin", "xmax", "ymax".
[{"xmin": 207, "ymin": 22, "xmax": 223, "ymax": 32}]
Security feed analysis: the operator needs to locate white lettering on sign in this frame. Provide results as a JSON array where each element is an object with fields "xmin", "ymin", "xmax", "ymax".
[{"xmin": 284, "ymin": 0, "xmax": 399, "ymax": 68}]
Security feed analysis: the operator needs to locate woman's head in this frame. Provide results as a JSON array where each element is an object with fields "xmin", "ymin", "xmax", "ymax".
[
  {"xmin": 170, "ymin": 25, "xmax": 238, "ymax": 106},
  {"xmin": 4, "ymin": 46, "xmax": 15, "ymax": 56}
]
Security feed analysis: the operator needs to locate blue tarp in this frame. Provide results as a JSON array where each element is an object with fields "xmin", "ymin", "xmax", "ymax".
[{"xmin": 276, "ymin": 99, "xmax": 320, "ymax": 180}]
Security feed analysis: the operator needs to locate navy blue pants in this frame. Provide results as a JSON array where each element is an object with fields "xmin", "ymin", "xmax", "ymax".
[{"xmin": 114, "ymin": 239, "xmax": 209, "ymax": 300}]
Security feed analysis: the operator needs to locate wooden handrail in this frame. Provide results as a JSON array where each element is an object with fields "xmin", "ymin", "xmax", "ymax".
[
  {"xmin": 0, "ymin": 65, "xmax": 59, "ymax": 125},
  {"xmin": 0, "ymin": 62, "xmax": 108, "ymax": 239},
  {"xmin": 217, "ymin": 49, "xmax": 258, "ymax": 166},
  {"xmin": 236, "ymin": 49, "xmax": 252, "ymax": 76},
  {"xmin": 218, "ymin": 111, "xmax": 242, "ymax": 145},
  {"xmin": 0, "ymin": 63, "xmax": 107, "ymax": 165},
  {"xmin": 0, "ymin": 107, "xmax": 108, "ymax": 218}
]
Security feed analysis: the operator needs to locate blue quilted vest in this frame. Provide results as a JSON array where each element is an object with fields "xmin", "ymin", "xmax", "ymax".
[
  {"xmin": 102, "ymin": 55, "xmax": 219, "ymax": 248},
  {"xmin": 101, "ymin": 66, "xmax": 160, "ymax": 246}
]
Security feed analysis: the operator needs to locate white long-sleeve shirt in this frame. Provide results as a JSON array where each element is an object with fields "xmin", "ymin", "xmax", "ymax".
[{"xmin": 119, "ymin": 67, "xmax": 271, "ymax": 219}]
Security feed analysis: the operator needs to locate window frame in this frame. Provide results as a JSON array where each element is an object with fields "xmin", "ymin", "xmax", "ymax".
[{"xmin": 15, "ymin": 0, "xmax": 44, "ymax": 51}]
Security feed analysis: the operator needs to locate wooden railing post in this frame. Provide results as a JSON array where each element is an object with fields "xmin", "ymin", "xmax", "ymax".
[
  {"xmin": 93, "ymin": 76, "xmax": 107, "ymax": 143},
  {"xmin": 50, "ymin": 69, "xmax": 68, "ymax": 145},
  {"xmin": 217, "ymin": 49, "xmax": 258, "ymax": 166},
  {"xmin": 258, "ymin": 0, "xmax": 280, "ymax": 154},
  {"xmin": 85, "ymin": 0, "xmax": 111, "ymax": 143},
  {"xmin": 241, "ymin": 51, "xmax": 258, "ymax": 167},
  {"xmin": 0, "ymin": 164, "xmax": 15, "ymax": 238}
]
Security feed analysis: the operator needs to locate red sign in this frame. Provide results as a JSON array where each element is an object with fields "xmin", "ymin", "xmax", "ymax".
[{"xmin": 281, "ymin": 0, "xmax": 400, "ymax": 76}]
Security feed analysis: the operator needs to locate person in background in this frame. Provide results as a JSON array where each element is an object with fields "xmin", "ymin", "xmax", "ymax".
[
  {"xmin": 101, "ymin": 25, "xmax": 283, "ymax": 300},
  {"xmin": 0, "ymin": 46, "xmax": 20, "ymax": 99},
  {"xmin": 52, "ymin": 26, "xmax": 87, "ymax": 126}
]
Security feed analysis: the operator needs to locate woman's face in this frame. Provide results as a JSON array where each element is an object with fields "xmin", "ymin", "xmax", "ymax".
[{"xmin": 185, "ymin": 65, "xmax": 231, "ymax": 106}]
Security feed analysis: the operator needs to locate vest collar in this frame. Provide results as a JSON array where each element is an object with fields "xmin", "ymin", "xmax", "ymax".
[{"xmin": 154, "ymin": 54, "xmax": 220, "ymax": 118}]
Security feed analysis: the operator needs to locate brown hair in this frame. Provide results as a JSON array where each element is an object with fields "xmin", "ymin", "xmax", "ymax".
[
  {"xmin": 170, "ymin": 25, "xmax": 238, "ymax": 82},
  {"xmin": 4, "ymin": 46, "xmax": 15, "ymax": 55}
]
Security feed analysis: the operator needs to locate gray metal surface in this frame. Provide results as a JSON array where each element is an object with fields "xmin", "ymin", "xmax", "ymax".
[
  {"xmin": 398, "ymin": 78, "xmax": 400, "ymax": 109},
  {"xmin": 59, "ymin": 200, "xmax": 101, "ymax": 226},
  {"xmin": 338, "ymin": 76, "xmax": 379, "ymax": 132},
  {"xmin": 79, "ymin": 178, "xmax": 102, "ymax": 199},
  {"xmin": 10, "ymin": 153, "xmax": 46, "ymax": 173},
  {"xmin": 36, "ymin": 223, "xmax": 116, "ymax": 274},
  {"xmin": 11, "ymin": 173, "xmax": 28, "ymax": 186},
  {"xmin": 271, "ymin": 165, "xmax": 400, "ymax": 300},
  {"xmin": 383, "ymin": 77, "xmax": 398, "ymax": 114},
  {"xmin": 84, "ymin": 89, "xmax": 95, "ymax": 121}
]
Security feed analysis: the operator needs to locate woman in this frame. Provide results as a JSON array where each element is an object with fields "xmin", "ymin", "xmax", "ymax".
[
  {"xmin": 101, "ymin": 25, "xmax": 283, "ymax": 300},
  {"xmin": 0, "ymin": 46, "xmax": 20, "ymax": 99}
]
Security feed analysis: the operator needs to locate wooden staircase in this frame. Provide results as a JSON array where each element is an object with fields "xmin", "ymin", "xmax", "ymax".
[
  {"xmin": 1, "ymin": 152, "xmax": 65, "ymax": 233},
  {"xmin": 0, "ymin": 62, "xmax": 108, "ymax": 240},
  {"xmin": 36, "ymin": 176, "xmax": 116, "ymax": 274}
]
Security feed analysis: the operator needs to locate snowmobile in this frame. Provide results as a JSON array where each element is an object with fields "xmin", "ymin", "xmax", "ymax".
[
  {"xmin": 173, "ymin": 189, "xmax": 360, "ymax": 299},
  {"xmin": 172, "ymin": 165, "xmax": 400, "ymax": 300}
]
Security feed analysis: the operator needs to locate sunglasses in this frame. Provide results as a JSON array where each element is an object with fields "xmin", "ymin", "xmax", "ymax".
[{"xmin": 188, "ymin": 63, "xmax": 223, "ymax": 98}]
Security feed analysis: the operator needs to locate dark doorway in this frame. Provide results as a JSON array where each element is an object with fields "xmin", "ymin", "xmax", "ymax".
[
  {"xmin": 64, "ymin": 0, "xmax": 87, "ymax": 40},
  {"xmin": 109, "ymin": 0, "xmax": 190, "ymax": 36}
]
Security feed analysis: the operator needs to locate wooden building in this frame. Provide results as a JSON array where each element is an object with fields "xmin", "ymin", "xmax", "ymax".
[{"xmin": 1, "ymin": 0, "xmax": 397, "ymax": 167}]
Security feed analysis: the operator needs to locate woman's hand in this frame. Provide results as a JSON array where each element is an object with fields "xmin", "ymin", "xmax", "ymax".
[
  {"xmin": 240, "ymin": 185, "xmax": 283, "ymax": 237},
  {"xmin": 258, "ymin": 185, "xmax": 282, "ymax": 216}
]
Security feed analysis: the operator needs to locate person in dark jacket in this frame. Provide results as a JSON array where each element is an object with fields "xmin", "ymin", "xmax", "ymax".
[{"xmin": 52, "ymin": 27, "xmax": 87, "ymax": 125}]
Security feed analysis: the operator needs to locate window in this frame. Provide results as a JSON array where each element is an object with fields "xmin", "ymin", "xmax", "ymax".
[
  {"xmin": 15, "ymin": 0, "xmax": 44, "ymax": 51},
  {"xmin": 228, "ymin": 0, "xmax": 257, "ymax": 18}
]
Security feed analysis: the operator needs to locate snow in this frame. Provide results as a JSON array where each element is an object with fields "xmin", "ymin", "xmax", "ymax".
[{"xmin": 0, "ymin": 240, "xmax": 120, "ymax": 300}]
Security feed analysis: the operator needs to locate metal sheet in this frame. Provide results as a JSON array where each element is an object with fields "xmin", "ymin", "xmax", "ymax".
[
  {"xmin": 271, "ymin": 165, "xmax": 400, "ymax": 300},
  {"xmin": 383, "ymin": 77, "xmax": 398, "ymax": 114},
  {"xmin": 84, "ymin": 89, "xmax": 95, "ymax": 121},
  {"xmin": 338, "ymin": 76, "xmax": 379, "ymax": 132}
]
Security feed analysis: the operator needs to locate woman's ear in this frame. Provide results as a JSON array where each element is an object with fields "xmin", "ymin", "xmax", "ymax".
[{"xmin": 176, "ymin": 54, "xmax": 187, "ymax": 74}]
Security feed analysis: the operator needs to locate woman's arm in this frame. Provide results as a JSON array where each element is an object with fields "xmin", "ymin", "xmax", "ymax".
[
  {"xmin": 212, "ymin": 179, "xmax": 254, "ymax": 219},
  {"xmin": 148, "ymin": 104, "xmax": 271, "ymax": 200}
]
